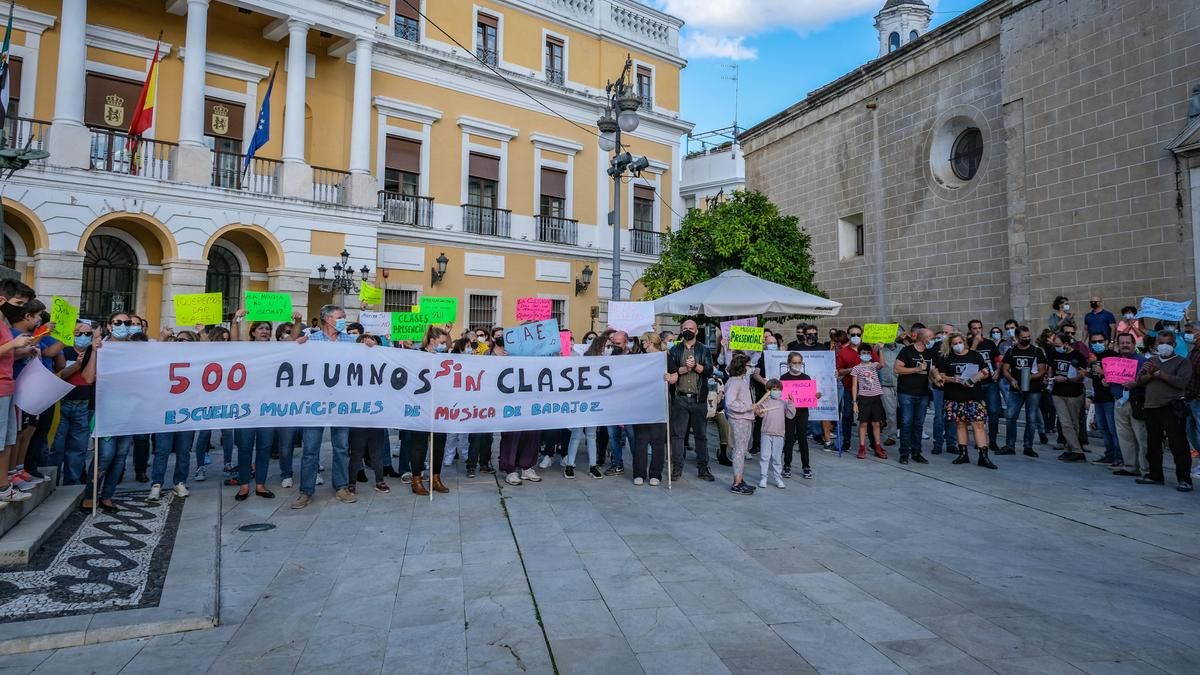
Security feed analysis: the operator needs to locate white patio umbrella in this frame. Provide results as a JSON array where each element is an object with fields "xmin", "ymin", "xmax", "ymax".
[{"xmin": 651, "ymin": 269, "xmax": 842, "ymax": 318}]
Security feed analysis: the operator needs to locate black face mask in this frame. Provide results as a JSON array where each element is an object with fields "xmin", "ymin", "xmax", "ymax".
[
  {"xmin": 1090, "ymin": 302, "xmax": 1099, "ymax": 309},
  {"xmin": 680, "ymin": 330, "xmax": 696, "ymax": 342},
  {"xmin": 806, "ymin": 335, "xmax": 817, "ymax": 344},
  {"xmin": 0, "ymin": 302, "xmax": 26, "ymax": 324},
  {"xmin": 1018, "ymin": 338, "xmax": 1031, "ymax": 346}
]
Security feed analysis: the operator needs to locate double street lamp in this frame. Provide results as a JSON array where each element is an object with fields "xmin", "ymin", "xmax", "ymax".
[
  {"xmin": 597, "ymin": 56, "xmax": 650, "ymax": 302},
  {"xmin": 317, "ymin": 249, "xmax": 370, "ymax": 298}
]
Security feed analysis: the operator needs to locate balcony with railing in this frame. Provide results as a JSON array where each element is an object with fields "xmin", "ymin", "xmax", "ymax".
[
  {"xmin": 462, "ymin": 204, "xmax": 511, "ymax": 238},
  {"xmin": 545, "ymin": 67, "xmax": 565, "ymax": 85},
  {"xmin": 313, "ymin": 166, "xmax": 350, "ymax": 205},
  {"xmin": 630, "ymin": 228, "xmax": 664, "ymax": 255},
  {"xmin": 212, "ymin": 150, "xmax": 279, "ymax": 195},
  {"xmin": 2, "ymin": 117, "xmax": 48, "ymax": 160},
  {"xmin": 393, "ymin": 17, "xmax": 419, "ymax": 42},
  {"xmin": 476, "ymin": 47, "xmax": 498, "ymax": 66},
  {"xmin": 536, "ymin": 214, "xmax": 578, "ymax": 245},
  {"xmin": 379, "ymin": 191, "xmax": 434, "ymax": 228},
  {"xmin": 88, "ymin": 126, "xmax": 176, "ymax": 181}
]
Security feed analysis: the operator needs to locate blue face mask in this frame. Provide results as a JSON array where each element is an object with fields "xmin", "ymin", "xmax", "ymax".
[
  {"xmin": 1056, "ymin": 346, "xmax": 1069, "ymax": 354},
  {"xmin": 765, "ymin": 344, "xmax": 778, "ymax": 351},
  {"xmin": 74, "ymin": 335, "xmax": 92, "ymax": 349},
  {"xmin": 859, "ymin": 353, "xmax": 871, "ymax": 362},
  {"xmin": 434, "ymin": 343, "xmax": 448, "ymax": 353},
  {"xmin": 1185, "ymin": 333, "xmax": 1196, "ymax": 344},
  {"xmin": 130, "ymin": 325, "xmax": 143, "ymax": 335},
  {"xmin": 1090, "ymin": 342, "xmax": 1105, "ymax": 353},
  {"xmin": 111, "ymin": 325, "xmax": 130, "ymax": 340},
  {"xmin": 334, "ymin": 318, "xmax": 346, "ymax": 333},
  {"xmin": 1007, "ymin": 328, "xmax": 1016, "ymax": 337},
  {"xmin": 925, "ymin": 341, "xmax": 934, "ymax": 349}
]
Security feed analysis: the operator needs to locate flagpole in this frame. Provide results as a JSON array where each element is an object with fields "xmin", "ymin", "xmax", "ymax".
[{"xmin": 243, "ymin": 62, "xmax": 279, "ymax": 186}]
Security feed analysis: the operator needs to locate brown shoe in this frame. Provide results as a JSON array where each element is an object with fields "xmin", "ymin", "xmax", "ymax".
[
  {"xmin": 431, "ymin": 475, "xmax": 450, "ymax": 494},
  {"xmin": 411, "ymin": 476, "xmax": 429, "ymax": 496}
]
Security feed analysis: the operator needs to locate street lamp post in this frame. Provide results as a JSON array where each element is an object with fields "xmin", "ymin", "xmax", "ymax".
[
  {"xmin": 597, "ymin": 56, "xmax": 650, "ymax": 302},
  {"xmin": 316, "ymin": 249, "xmax": 370, "ymax": 307}
]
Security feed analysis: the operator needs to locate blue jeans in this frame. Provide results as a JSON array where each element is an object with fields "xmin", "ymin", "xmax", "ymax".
[
  {"xmin": 1094, "ymin": 401, "xmax": 1119, "ymax": 462},
  {"xmin": 275, "ymin": 427, "xmax": 298, "ymax": 479},
  {"xmin": 301, "ymin": 427, "xmax": 349, "ymax": 495},
  {"xmin": 94, "ymin": 435, "xmax": 133, "ymax": 501},
  {"xmin": 236, "ymin": 428, "xmax": 275, "ymax": 488},
  {"xmin": 54, "ymin": 399, "xmax": 93, "ymax": 485},
  {"xmin": 195, "ymin": 428, "xmax": 234, "ymax": 467},
  {"xmin": 839, "ymin": 386, "xmax": 855, "ymax": 451},
  {"xmin": 151, "ymin": 431, "xmax": 194, "ymax": 486},
  {"xmin": 980, "ymin": 382, "xmax": 1001, "ymax": 448},
  {"xmin": 897, "ymin": 393, "xmax": 929, "ymax": 456},
  {"xmin": 606, "ymin": 425, "xmax": 634, "ymax": 466},
  {"xmin": 1186, "ymin": 401, "xmax": 1200, "ymax": 454},
  {"xmin": 567, "ymin": 427, "xmax": 598, "ymax": 467},
  {"xmin": 1004, "ymin": 389, "xmax": 1041, "ymax": 450},
  {"xmin": 931, "ymin": 388, "xmax": 947, "ymax": 450}
]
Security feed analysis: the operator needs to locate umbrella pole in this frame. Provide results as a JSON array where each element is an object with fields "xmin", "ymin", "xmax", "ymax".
[{"xmin": 664, "ymin": 374, "xmax": 671, "ymax": 490}]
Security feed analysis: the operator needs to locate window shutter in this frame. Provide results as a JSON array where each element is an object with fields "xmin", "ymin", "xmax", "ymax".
[
  {"xmin": 540, "ymin": 167, "xmax": 566, "ymax": 199},
  {"xmin": 633, "ymin": 185, "xmax": 655, "ymax": 201},
  {"xmin": 84, "ymin": 72, "xmax": 143, "ymax": 129},
  {"xmin": 546, "ymin": 35, "xmax": 564, "ymax": 48},
  {"xmin": 477, "ymin": 12, "xmax": 498, "ymax": 29},
  {"xmin": 468, "ymin": 152, "xmax": 500, "ymax": 181},
  {"xmin": 386, "ymin": 136, "xmax": 421, "ymax": 174},
  {"xmin": 395, "ymin": 0, "xmax": 419, "ymax": 21},
  {"xmin": 6, "ymin": 56, "xmax": 22, "ymax": 109},
  {"xmin": 636, "ymin": 65, "xmax": 651, "ymax": 81}
]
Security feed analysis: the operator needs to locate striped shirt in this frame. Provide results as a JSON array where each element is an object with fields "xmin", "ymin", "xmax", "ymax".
[{"xmin": 851, "ymin": 363, "xmax": 883, "ymax": 397}]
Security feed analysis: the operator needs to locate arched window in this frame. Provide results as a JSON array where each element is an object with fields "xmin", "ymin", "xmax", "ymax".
[
  {"xmin": 888, "ymin": 32, "xmax": 900, "ymax": 52},
  {"xmin": 950, "ymin": 127, "xmax": 984, "ymax": 181},
  {"xmin": 206, "ymin": 245, "xmax": 241, "ymax": 323},
  {"xmin": 81, "ymin": 234, "xmax": 138, "ymax": 324},
  {"xmin": 909, "ymin": 30, "xmax": 919, "ymax": 42}
]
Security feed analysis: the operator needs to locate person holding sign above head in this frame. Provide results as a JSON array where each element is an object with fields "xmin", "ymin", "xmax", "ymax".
[
  {"xmin": 630, "ymin": 332, "xmax": 673, "ymax": 486},
  {"xmin": 292, "ymin": 305, "xmax": 360, "ymax": 510},
  {"xmin": 999, "ymin": 326, "xmax": 1047, "ymax": 458},
  {"xmin": 1133, "ymin": 330, "xmax": 1193, "ymax": 491},
  {"xmin": 1046, "ymin": 331, "xmax": 1089, "ymax": 463},
  {"xmin": 780, "ymin": 352, "xmax": 817, "ymax": 478},
  {"xmin": 667, "ymin": 319, "xmax": 716, "ymax": 482},
  {"xmin": 893, "ymin": 325, "xmax": 934, "ymax": 465},
  {"xmin": 226, "ymin": 309, "xmax": 278, "ymax": 502},
  {"xmin": 932, "ymin": 333, "xmax": 997, "ymax": 469}
]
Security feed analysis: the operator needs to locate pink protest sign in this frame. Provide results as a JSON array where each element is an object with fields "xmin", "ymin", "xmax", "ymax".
[
  {"xmin": 559, "ymin": 331, "xmax": 572, "ymax": 356},
  {"xmin": 1101, "ymin": 357, "xmax": 1138, "ymax": 385},
  {"xmin": 720, "ymin": 317, "xmax": 756, "ymax": 340},
  {"xmin": 781, "ymin": 379, "xmax": 818, "ymax": 408},
  {"xmin": 516, "ymin": 297, "xmax": 553, "ymax": 322}
]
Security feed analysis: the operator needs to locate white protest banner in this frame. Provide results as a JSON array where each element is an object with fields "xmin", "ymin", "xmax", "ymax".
[
  {"xmin": 14, "ymin": 358, "xmax": 76, "ymax": 415},
  {"xmin": 607, "ymin": 301, "xmax": 655, "ymax": 335},
  {"xmin": 762, "ymin": 350, "xmax": 838, "ymax": 421},
  {"xmin": 95, "ymin": 343, "xmax": 668, "ymax": 436},
  {"xmin": 1136, "ymin": 297, "xmax": 1191, "ymax": 322},
  {"xmin": 359, "ymin": 311, "xmax": 392, "ymax": 337}
]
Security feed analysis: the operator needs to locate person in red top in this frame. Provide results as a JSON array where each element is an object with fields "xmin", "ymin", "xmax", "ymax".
[
  {"xmin": 836, "ymin": 325, "xmax": 880, "ymax": 454},
  {"xmin": 0, "ymin": 280, "xmax": 38, "ymax": 503}
]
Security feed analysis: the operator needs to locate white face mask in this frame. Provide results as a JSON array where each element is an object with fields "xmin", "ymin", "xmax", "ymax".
[
  {"xmin": 849, "ymin": 336, "xmax": 862, "ymax": 346},
  {"xmin": 1157, "ymin": 343, "xmax": 1175, "ymax": 358},
  {"xmin": 1123, "ymin": 313, "xmax": 1135, "ymax": 320},
  {"xmin": 952, "ymin": 343, "xmax": 966, "ymax": 354},
  {"xmin": 789, "ymin": 365, "xmax": 803, "ymax": 374},
  {"xmin": 1062, "ymin": 303, "xmax": 1071, "ymax": 312}
]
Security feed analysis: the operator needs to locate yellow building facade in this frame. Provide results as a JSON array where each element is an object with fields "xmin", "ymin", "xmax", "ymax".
[{"xmin": 2, "ymin": 0, "xmax": 690, "ymax": 335}]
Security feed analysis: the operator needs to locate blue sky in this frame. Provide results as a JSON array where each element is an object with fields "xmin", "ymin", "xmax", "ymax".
[{"xmin": 649, "ymin": 1, "xmax": 983, "ymax": 143}]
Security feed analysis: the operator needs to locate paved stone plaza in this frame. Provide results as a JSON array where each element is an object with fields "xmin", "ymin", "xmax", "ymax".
[{"xmin": 1, "ymin": 434, "xmax": 1198, "ymax": 674}]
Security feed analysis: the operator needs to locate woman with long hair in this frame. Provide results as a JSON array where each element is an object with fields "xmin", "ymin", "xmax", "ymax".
[
  {"xmin": 228, "ymin": 309, "xmax": 275, "ymax": 501},
  {"xmin": 932, "ymin": 332, "xmax": 996, "ymax": 469},
  {"xmin": 630, "ymin": 332, "xmax": 675, "ymax": 486},
  {"xmin": 724, "ymin": 352, "xmax": 756, "ymax": 495},
  {"xmin": 562, "ymin": 333, "xmax": 611, "ymax": 480}
]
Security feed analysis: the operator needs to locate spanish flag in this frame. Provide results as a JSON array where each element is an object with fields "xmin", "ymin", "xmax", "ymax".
[{"xmin": 127, "ymin": 34, "xmax": 162, "ymax": 175}]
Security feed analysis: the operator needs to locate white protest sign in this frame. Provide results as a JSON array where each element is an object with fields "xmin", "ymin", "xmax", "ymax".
[
  {"xmin": 14, "ymin": 358, "xmax": 75, "ymax": 415},
  {"xmin": 359, "ymin": 311, "xmax": 392, "ymax": 337},
  {"xmin": 606, "ymin": 301, "xmax": 656, "ymax": 336},
  {"xmin": 95, "ymin": 343, "xmax": 668, "ymax": 436},
  {"xmin": 762, "ymin": 350, "xmax": 838, "ymax": 421}
]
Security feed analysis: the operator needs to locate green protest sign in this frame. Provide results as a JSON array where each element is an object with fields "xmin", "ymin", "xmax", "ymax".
[
  {"xmin": 728, "ymin": 325, "xmax": 765, "ymax": 352},
  {"xmin": 391, "ymin": 312, "xmax": 432, "ymax": 342},
  {"xmin": 244, "ymin": 291, "xmax": 293, "ymax": 322},
  {"xmin": 420, "ymin": 296, "xmax": 458, "ymax": 324},
  {"xmin": 50, "ymin": 296, "xmax": 79, "ymax": 346}
]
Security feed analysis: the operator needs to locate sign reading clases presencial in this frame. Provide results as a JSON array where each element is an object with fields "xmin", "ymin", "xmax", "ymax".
[
  {"xmin": 391, "ymin": 312, "xmax": 431, "ymax": 342},
  {"xmin": 728, "ymin": 325, "xmax": 765, "ymax": 352}
]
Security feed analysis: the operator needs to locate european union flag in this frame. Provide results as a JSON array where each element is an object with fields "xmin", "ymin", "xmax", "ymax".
[{"xmin": 243, "ymin": 64, "xmax": 277, "ymax": 174}]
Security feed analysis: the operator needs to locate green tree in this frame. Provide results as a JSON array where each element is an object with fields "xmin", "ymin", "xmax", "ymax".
[{"xmin": 640, "ymin": 190, "xmax": 823, "ymax": 301}]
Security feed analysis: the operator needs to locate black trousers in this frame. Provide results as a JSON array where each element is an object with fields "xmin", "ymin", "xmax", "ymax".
[
  {"xmin": 782, "ymin": 408, "xmax": 811, "ymax": 471},
  {"xmin": 632, "ymin": 423, "xmax": 666, "ymax": 481},
  {"xmin": 133, "ymin": 433, "xmax": 151, "ymax": 475},
  {"xmin": 348, "ymin": 428, "xmax": 385, "ymax": 481},
  {"xmin": 1145, "ymin": 404, "xmax": 1192, "ymax": 484},
  {"xmin": 670, "ymin": 395, "xmax": 708, "ymax": 470},
  {"xmin": 540, "ymin": 429, "xmax": 569, "ymax": 457},
  {"xmin": 467, "ymin": 433, "xmax": 492, "ymax": 470},
  {"xmin": 409, "ymin": 432, "xmax": 446, "ymax": 477}
]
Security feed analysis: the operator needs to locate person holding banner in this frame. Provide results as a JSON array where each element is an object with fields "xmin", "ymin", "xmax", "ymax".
[
  {"xmin": 1134, "ymin": 331, "xmax": 1193, "ymax": 491},
  {"xmin": 562, "ymin": 337, "xmax": 609, "ymax": 480},
  {"xmin": 667, "ymin": 319, "xmax": 716, "ymax": 482},
  {"xmin": 933, "ymin": 332, "xmax": 997, "ymax": 469},
  {"xmin": 230, "ymin": 309, "xmax": 278, "ymax": 502},
  {"xmin": 87, "ymin": 313, "xmax": 139, "ymax": 512},
  {"xmin": 780, "ymin": 352, "xmax": 816, "ymax": 478},
  {"xmin": 630, "ymin": 332, "xmax": 673, "ymax": 486},
  {"xmin": 410, "ymin": 326, "xmax": 452, "ymax": 495}
]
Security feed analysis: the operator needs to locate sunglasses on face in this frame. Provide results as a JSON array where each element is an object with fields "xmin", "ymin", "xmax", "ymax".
[
  {"xmin": 111, "ymin": 320, "xmax": 133, "ymax": 326},
  {"xmin": 74, "ymin": 332, "xmax": 91, "ymax": 337}
]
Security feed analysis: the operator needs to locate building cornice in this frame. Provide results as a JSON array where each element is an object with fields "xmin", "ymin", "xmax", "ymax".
[
  {"xmin": 530, "ymin": 132, "xmax": 583, "ymax": 156},
  {"xmin": 457, "ymin": 115, "xmax": 519, "ymax": 142},
  {"xmin": 176, "ymin": 48, "xmax": 271, "ymax": 82},
  {"xmin": 86, "ymin": 24, "xmax": 174, "ymax": 61},
  {"xmin": 0, "ymin": 4, "xmax": 56, "ymax": 35},
  {"xmin": 373, "ymin": 96, "xmax": 443, "ymax": 125}
]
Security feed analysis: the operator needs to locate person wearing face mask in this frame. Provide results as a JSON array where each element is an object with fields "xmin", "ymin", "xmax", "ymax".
[
  {"xmin": 1111, "ymin": 333, "xmax": 1149, "ymax": 477},
  {"xmin": 54, "ymin": 321, "xmax": 100, "ymax": 487},
  {"xmin": 894, "ymin": 325, "xmax": 934, "ymax": 464},
  {"xmin": 5, "ymin": 300, "xmax": 51, "ymax": 493},
  {"xmin": 926, "ymin": 329, "xmax": 953, "ymax": 455},
  {"xmin": 724, "ymin": 353, "xmax": 756, "ymax": 494},
  {"xmin": 1035, "ymin": 329, "xmax": 1059, "ymax": 447},
  {"xmin": 292, "ymin": 304, "xmax": 359, "ymax": 510},
  {"xmin": 754, "ymin": 378, "xmax": 795, "ymax": 489},
  {"xmin": 82, "ymin": 312, "xmax": 139, "ymax": 512},
  {"xmin": 1133, "ymin": 331, "xmax": 1193, "ymax": 491},
  {"xmin": 1117, "ymin": 306, "xmax": 1144, "ymax": 342},
  {"xmin": 966, "ymin": 320, "xmax": 1002, "ymax": 452},
  {"xmin": 779, "ymin": 352, "xmax": 817, "ymax": 478},
  {"xmin": 410, "ymin": 326, "xmax": 453, "ymax": 494},
  {"xmin": 999, "ymin": 327, "xmax": 1047, "ymax": 458},
  {"xmin": 1084, "ymin": 297, "xmax": 1116, "ymax": 342},
  {"xmin": 667, "ymin": 319, "xmax": 716, "ymax": 482},
  {"xmin": 1184, "ymin": 323, "xmax": 1200, "ymax": 481},
  {"xmin": 932, "ymin": 332, "xmax": 996, "ymax": 469},
  {"xmin": 1047, "ymin": 331, "xmax": 1089, "ymax": 462},
  {"xmin": 1049, "ymin": 296, "xmax": 1074, "ymax": 332},
  {"xmin": 836, "ymin": 325, "xmax": 878, "ymax": 455},
  {"xmin": 1086, "ymin": 332, "xmax": 1122, "ymax": 468},
  {"xmin": 997, "ymin": 319, "xmax": 1020, "ymax": 356},
  {"xmin": 851, "ymin": 344, "xmax": 888, "ymax": 460}
]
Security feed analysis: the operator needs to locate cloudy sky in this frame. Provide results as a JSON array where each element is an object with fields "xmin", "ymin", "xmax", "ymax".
[{"xmin": 646, "ymin": 1, "xmax": 979, "ymax": 142}]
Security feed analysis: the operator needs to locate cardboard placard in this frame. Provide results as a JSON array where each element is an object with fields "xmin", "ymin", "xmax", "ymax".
[
  {"xmin": 50, "ymin": 296, "xmax": 79, "ymax": 347},
  {"xmin": 359, "ymin": 311, "xmax": 392, "ymax": 337},
  {"xmin": 359, "ymin": 282, "xmax": 383, "ymax": 306},
  {"xmin": 244, "ymin": 291, "xmax": 292, "ymax": 322},
  {"xmin": 390, "ymin": 312, "xmax": 431, "ymax": 342},
  {"xmin": 504, "ymin": 319, "xmax": 561, "ymax": 356},
  {"xmin": 781, "ymin": 379, "xmax": 818, "ymax": 408},
  {"xmin": 862, "ymin": 323, "xmax": 900, "ymax": 345},
  {"xmin": 559, "ymin": 330, "xmax": 572, "ymax": 356},
  {"xmin": 516, "ymin": 297, "xmax": 553, "ymax": 322},
  {"xmin": 728, "ymin": 325, "xmax": 765, "ymax": 352},
  {"xmin": 174, "ymin": 292, "xmax": 223, "ymax": 326},
  {"xmin": 420, "ymin": 296, "xmax": 458, "ymax": 324},
  {"xmin": 1101, "ymin": 356, "xmax": 1138, "ymax": 384}
]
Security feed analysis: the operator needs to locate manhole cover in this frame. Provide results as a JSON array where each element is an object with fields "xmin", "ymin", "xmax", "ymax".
[
  {"xmin": 1111, "ymin": 504, "xmax": 1183, "ymax": 516},
  {"xmin": 238, "ymin": 523, "xmax": 277, "ymax": 532}
]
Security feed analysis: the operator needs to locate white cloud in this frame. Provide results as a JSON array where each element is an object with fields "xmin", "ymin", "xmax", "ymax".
[
  {"xmin": 655, "ymin": 0, "xmax": 887, "ymax": 36},
  {"xmin": 681, "ymin": 32, "xmax": 758, "ymax": 61}
]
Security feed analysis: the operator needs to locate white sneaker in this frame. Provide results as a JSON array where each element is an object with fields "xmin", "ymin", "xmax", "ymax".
[
  {"xmin": 758, "ymin": 478, "xmax": 768, "ymax": 489},
  {"xmin": 281, "ymin": 477, "xmax": 293, "ymax": 489},
  {"xmin": 521, "ymin": 468, "xmax": 542, "ymax": 482},
  {"xmin": 0, "ymin": 486, "xmax": 31, "ymax": 502},
  {"xmin": 401, "ymin": 472, "xmax": 412, "ymax": 484},
  {"xmin": 194, "ymin": 466, "xmax": 207, "ymax": 482},
  {"xmin": 315, "ymin": 473, "xmax": 324, "ymax": 486},
  {"xmin": 146, "ymin": 484, "xmax": 162, "ymax": 503},
  {"xmin": 649, "ymin": 478, "xmax": 660, "ymax": 486},
  {"xmin": 391, "ymin": 449, "xmax": 401, "ymax": 458},
  {"xmin": 173, "ymin": 483, "xmax": 189, "ymax": 498},
  {"xmin": 775, "ymin": 479, "xmax": 786, "ymax": 489},
  {"xmin": 505, "ymin": 472, "xmax": 522, "ymax": 485},
  {"xmin": 10, "ymin": 476, "xmax": 35, "ymax": 492},
  {"xmin": 633, "ymin": 477, "xmax": 644, "ymax": 486},
  {"xmin": 1192, "ymin": 465, "xmax": 1200, "ymax": 479},
  {"xmin": 538, "ymin": 455, "xmax": 553, "ymax": 470}
]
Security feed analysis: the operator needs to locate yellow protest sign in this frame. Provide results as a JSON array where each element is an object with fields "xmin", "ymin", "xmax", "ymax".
[
  {"xmin": 728, "ymin": 325, "xmax": 765, "ymax": 352},
  {"xmin": 359, "ymin": 282, "xmax": 383, "ymax": 305},
  {"xmin": 174, "ymin": 292, "xmax": 224, "ymax": 326},
  {"xmin": 50, "ymin": 296, "xmax": 79, "ymax": 346},
  {"xmin": 862, "ymin": 323, "xmax": 900, "ymax": 344}
]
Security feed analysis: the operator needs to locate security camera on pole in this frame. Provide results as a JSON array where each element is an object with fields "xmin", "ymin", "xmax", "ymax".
[{"xmin": 597, "ymin": 55, "xmax": 651, "ymax": 302}]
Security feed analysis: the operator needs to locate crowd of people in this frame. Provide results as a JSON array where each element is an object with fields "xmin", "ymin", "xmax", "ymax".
[{"xmin": 1, "ymin": 285, "xmax": 1195, "ymax": 511}]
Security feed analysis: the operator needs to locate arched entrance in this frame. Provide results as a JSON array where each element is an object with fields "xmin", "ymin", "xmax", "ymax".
[
  {"xmin": 81, "ymin": 234, "xmax": 138, "ymax": 322},
  {"xmin": 206, "ymin": 244, "xmax": 242, "ymax": 322},
  {"xmin": 203, "ymin": 225, "xmax": 286, "ymax": 320},
  {"xmin": 2, "ymin": 198, "xmax": 50, "ymax": 282}
]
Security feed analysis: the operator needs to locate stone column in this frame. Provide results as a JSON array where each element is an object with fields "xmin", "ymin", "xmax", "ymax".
[
  {"xmin": 45, "ymin": 0, "xmax": 91, "ymax": 169},
  {"xmin": 159, "ymin": 259, "xmax": 210, "ymax": 328},
  {"xmin": 268, "ymin": 266, "xmax": 312, "ymax": 322},
  {"xmin": 171, "ymin": 0, "xmax": 214, "ymax": 185},
  {"xmin": 276, "ymin": 19, "xmax": 313, "ymax": 199},
  {"xmin": 32, "ymin": 250, "xmax": 85, "ymax": 307},
  {"xmin": 343, "ymin": 37, "xmax": 378, "ymax": 208}
]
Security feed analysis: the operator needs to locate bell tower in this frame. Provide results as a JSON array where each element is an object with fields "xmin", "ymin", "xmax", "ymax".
[{"xmin": 874, "ymin": 0, "xmax": 933, "ymax": 57}]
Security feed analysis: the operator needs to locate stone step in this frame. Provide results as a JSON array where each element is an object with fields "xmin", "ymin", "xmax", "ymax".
[
  {"xmin": 0, "ymin": 483, "xmax": 85, "ymax": 567},
  {"xmin": 0, "ymin": 467, "xmax": 60, "ymax": 541}
]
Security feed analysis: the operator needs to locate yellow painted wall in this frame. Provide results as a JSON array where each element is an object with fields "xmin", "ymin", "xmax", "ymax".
[{"xmin": 144, "ymin": 273, "xmax": 163, "ymax": 331}]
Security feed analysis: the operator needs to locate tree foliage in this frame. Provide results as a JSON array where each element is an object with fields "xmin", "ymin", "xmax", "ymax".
[{"xmin": 640, "ymin": 190, "xmax": 824, "ymax": 302}]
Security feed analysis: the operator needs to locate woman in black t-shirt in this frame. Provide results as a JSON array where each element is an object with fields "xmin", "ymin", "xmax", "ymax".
[{"xmin": 932, "ymin": 333, "xmax": 996, "ymax": 469}]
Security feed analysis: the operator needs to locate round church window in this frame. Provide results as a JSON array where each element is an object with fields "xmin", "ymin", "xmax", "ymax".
[{"xmin": 950, "ymin": 128, "xmax": 983, "ymax": 181}]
